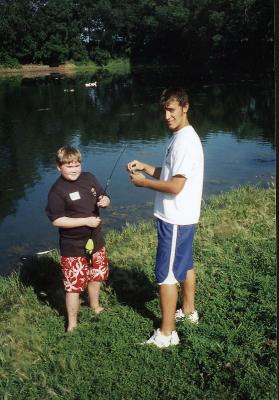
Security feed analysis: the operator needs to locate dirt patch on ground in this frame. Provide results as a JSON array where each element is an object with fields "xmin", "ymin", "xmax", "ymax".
[{"xmin": 0, "ymin": 63, "xmax": 77, "ymax": 77}]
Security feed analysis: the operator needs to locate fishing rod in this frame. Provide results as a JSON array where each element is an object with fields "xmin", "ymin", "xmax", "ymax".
[
  {"xmin": 86, "ymin": 144, "xmax": 127, "ymax": 256},
  {"xmin": 101, "ymin": 144, "xmax": 127, "ymax": 195}
]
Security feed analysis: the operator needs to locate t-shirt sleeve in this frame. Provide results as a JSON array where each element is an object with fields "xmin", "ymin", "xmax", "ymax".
[
  {"xmin": 45, "ymin": 191, "xmax": 66, "ymax": 222},
  {"xmin": 90, "ymin": 173, "xmax": 108, "ymax": 197},
  {"xmin": 171, "ymin": 145, "xmax": 195, "ymax": 178}
]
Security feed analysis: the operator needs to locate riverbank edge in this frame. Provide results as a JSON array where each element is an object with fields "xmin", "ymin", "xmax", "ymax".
[
  {"xmin": 0, "ymin": 58, "xmax": 130, "ymax": 77},
  {"xmin": 0, "ymin": 183, "xmax": 275, "ymax": 278}
]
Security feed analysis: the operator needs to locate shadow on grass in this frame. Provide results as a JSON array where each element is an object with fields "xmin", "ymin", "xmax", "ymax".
[
  {"xmin": 18, "ymin": 254, "xmax": 66, "ymax": 317},
  {"xmin": 18, "ymin": 255, "xmax": 160, "ymax": 328},
  {"xmin": 108, "ymin": 263, "xmax": 160, "ymax": 328}
]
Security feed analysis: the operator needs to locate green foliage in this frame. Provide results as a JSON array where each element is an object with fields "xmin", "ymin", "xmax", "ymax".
[
  {"xmin": 0, "ymin": 186, "xmax": 276, "ymax": 399},
  {"xmin": 69, "ymin": 42, "xmax": 89, "ymax": 62},
  {"xmin": 103, "ymin": 57, "xmax": 130, "ymax": 74},
  {"xmin": 0, "ymin": 0, "xmax": 273, "ymax": 75},
  {"xmin": 90, "ymin": 48, "xmax": 111, "ymax": 66},
  {"xmin": 0, "ymin": 51, "xmax": 20, "ymax": 68}
]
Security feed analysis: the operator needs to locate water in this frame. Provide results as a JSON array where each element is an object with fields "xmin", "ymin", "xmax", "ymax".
[{"xmin": 0, "ymin": 71, "xmax": 275, "ymax": 274}]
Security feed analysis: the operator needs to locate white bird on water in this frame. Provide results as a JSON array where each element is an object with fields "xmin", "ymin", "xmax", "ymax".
[{"xmin": 85, "ymin": 81, "xmax": 97, "ymax": 87}]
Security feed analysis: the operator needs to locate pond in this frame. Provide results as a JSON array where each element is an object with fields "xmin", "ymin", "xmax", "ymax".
[{"xmin": 0, "ymin": 69, "xmax": 275, "ymax": 274}]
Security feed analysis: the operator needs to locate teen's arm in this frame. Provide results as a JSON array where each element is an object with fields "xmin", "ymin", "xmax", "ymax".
[{"xmin": 130, "ymin": 173, "xmax": 186, "ymax": 195}]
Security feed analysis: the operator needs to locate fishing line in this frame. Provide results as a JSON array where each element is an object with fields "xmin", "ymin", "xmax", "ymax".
[
  {"xmin": 102, "ymin": 144, "xmax": 127, "ymax": 195},
  {"xmin": 86, "ymin": 144, "xmax": 127, "ymax": 256}
]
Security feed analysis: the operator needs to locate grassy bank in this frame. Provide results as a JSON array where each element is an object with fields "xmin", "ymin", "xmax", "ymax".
[
  {"xmin": 74, "ymin": 58, "xmax": 130, "ymax": 74},
  {"xmin": 0, "ymin": 58, "xmax": 130, "ymax": 76},
  {"xmin": 0, "ymin": 185, "xmax": 276, "ymax": 399}
]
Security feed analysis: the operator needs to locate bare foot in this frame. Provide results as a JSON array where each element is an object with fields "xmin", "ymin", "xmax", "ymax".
[
  {"xmin": 91, "ymin": 306, "xmax": 104, "ymax": 314},
  {"xmin": 67, "ymin": 325, "xmax": 77, "ymax": 332}
]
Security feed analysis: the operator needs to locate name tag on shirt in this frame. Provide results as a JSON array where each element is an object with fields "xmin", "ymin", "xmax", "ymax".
[{"xmin": 69, "ymin": 191, "xmax": 81, "ymax": 201}]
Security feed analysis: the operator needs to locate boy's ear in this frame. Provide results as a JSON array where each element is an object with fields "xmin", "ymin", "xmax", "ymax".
[
  {"xmin": 183, "ymin": 103, "xmax": 189, "ymax": 113},
  {"xmin": 57, "ymin": 164, "xmax": 62, "ymax": 172}
]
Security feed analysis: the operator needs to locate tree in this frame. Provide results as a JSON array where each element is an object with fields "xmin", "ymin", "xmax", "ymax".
[
  {"xmin": 0, "ymin": 0, "xmax": 273, "ymax": 75},
  {"xmin": 0, "ymin": 0, "xmax": 42, "ymax": 63},
  {"xmin": 34, "ymin": 0, "xmax": 86, "ymax": 64}
]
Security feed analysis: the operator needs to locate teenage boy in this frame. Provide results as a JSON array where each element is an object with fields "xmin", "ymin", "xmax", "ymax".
[
  {"xmin": 46, "ymin": 146, "xmax": 110, "ymax": 332},
  {"xmin": 127, "ymin": 87, "xmax": 204, "ymax": 347}
]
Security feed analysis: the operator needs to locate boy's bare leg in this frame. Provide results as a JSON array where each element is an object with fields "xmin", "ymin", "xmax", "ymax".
[
  {"xmin": 159, "ymin": 284, "xmax": 178, "ymax": 335},
  {"xmin": 88, "ymin": 281, "xmax": 104, "ymax": 313},
  {"xmin": 181, "ymin": 269, "xmax": 196, "ymax": 314},
  {"xmin": 65, "ymin": 292, "xmax": 80, "ymax": 331}
]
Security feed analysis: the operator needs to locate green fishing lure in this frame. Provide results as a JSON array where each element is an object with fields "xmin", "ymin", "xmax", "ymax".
[{"xmin": 85, "ymin": 238, "xmax": 94, "ymax": 255}]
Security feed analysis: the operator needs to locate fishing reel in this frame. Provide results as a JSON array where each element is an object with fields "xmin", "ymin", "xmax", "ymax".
[{"xmin": 130, "ymin": 169, "xmax": 145, "ymax": 178}]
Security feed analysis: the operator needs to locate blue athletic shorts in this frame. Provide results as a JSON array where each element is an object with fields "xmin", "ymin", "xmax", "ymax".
[{"xmin": 155, "ymin": 219, "xmax": 195, "ymax": 284}]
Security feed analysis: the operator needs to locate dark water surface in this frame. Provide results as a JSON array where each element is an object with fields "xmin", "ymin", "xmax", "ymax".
[{"xmin": 0, "ymin": 70, "xmax": 275, "ymax": 274}]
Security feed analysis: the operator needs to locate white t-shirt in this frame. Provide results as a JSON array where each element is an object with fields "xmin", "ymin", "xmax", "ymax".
[{"xmin": 154, "ymin": 125, "xmax": 204, "ymax": 225}]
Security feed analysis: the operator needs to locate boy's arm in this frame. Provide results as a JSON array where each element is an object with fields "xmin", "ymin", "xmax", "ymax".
[
  {"xmin": 52, "ymin": 216, "xmax": 101, "ymax": 228},
  {"xmin": 89, "ymin": 173, "xmax": 110, "ymax": 208},
  {"xmin": 97, "ymin": 195, "xmax": 110, "ymax": 208}
]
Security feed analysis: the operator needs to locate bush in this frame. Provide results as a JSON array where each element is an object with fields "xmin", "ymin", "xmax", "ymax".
[
  {"xmin": 69, "ymin": 44, "xmax": 89, "ymax": 62},
  {"xmin": 0, "ymin": 51, "xmax": 20, "ymax": 69},
  {"xmin": 90, "ymin": 48, "xmax": 111, "ymax": 66}
]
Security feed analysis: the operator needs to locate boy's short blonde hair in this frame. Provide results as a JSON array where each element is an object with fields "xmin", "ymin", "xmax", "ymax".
[{"xmin": 56, "ymin": 146, "xmax": 81, "ymax": 166}]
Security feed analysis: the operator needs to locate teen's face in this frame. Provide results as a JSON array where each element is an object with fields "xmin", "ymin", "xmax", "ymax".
[
  {"xmin": 57, "ymin": 161, "xmax": 81, "ymax": 181},
  {"xmin": 163, "ymin": 99, "xmax": 188, "ymax": 132}
]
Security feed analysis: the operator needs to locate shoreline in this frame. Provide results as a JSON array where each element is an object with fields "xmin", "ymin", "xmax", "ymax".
[
  {"xmin": 0, "ymin": 183, "xmax": 274, "ymax": 277},
  {"xmin": 0, "ymin": 59, "xmax": 130, "ymax": 78},
  {"xmin": 0, "ymin": 63, "xmax": 81, "ymax": 77}
]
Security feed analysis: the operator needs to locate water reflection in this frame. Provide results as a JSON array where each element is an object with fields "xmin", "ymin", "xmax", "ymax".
[{"xmin": 0, "ymin": 71, "xmax": 275, "ymax": 273}]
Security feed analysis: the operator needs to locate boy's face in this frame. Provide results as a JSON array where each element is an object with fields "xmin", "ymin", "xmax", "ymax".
[
  {"xmin": 163, "ymin": 98, "xmax": 189, "ymax": 132},
  {"xmin": 57, "ymin": 160, "xmax": 81, "ymax": 181}
]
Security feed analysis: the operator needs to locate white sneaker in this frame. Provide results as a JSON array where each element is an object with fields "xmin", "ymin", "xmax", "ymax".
[
  {"xmin": 175, "ymin": 309, "xmax": 199, "ymax": 324},
  {"xmin": 143, "ymin": 329, "xmax": 180, "ymax": 348}
]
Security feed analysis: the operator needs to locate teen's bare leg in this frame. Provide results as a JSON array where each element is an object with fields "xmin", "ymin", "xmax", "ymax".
[
  {"xmin": 88, "ymin": 281, "xmax": 104, "ymax": 313},
  {"xmin": 159, "ymin": 284, "xmax": 178, "ymax": 335},
  {"xmin": 65, "ymin": 292, "xmax": 80, "ymax": 331},
  {"xmin": 181, "ymin": 269, "xmax": 196, "ymax": 314}
]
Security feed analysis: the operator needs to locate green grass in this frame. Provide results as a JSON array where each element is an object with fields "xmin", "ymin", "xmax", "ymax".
[
  {"xmin": 0, "ymin": 185, "xmax": 276, "ymax": 399},
  {"xmin": 103, "ymin": 58, "xmax": 130, "ymax": 74},
  {"xmin": 73, "ymin": 58, "xmax": 130, "ymax": 74},
  {"xmin": 0, "ymin": 58, "xmax": 131, "ymax": 75},
  {"xmin": 69, "ymin": 60, "xmax": 99, "ymax": 73}
]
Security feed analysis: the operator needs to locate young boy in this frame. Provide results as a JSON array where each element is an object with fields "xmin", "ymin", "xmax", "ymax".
[{"xmin": 46, "ymin": 146, "xmax": 110, "ymax": 332}]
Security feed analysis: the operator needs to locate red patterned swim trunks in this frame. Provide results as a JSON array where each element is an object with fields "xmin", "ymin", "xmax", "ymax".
[{"xmin": 61, "ymin": 246, "xmax": 109, "ymax": 293}]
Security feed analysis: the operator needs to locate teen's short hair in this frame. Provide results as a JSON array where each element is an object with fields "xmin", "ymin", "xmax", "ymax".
[
  {"xmin": 56, "ymin": 146, "xmax": 81, "ymax": 165},
  {"xmin": 160, "ymin": 87, "xmax": 189, "ymax": 108}
]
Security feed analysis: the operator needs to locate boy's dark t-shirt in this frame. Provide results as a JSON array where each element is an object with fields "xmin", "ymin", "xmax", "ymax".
[{"xmin": 46, "ymin": 172, "xmax": 106, "ymax": 256}]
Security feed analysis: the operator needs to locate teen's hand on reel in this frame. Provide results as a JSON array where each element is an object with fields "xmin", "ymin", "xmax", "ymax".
[{"xmin": 129, "ymin": 170, "xmax": 146, "ymax": 187}]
